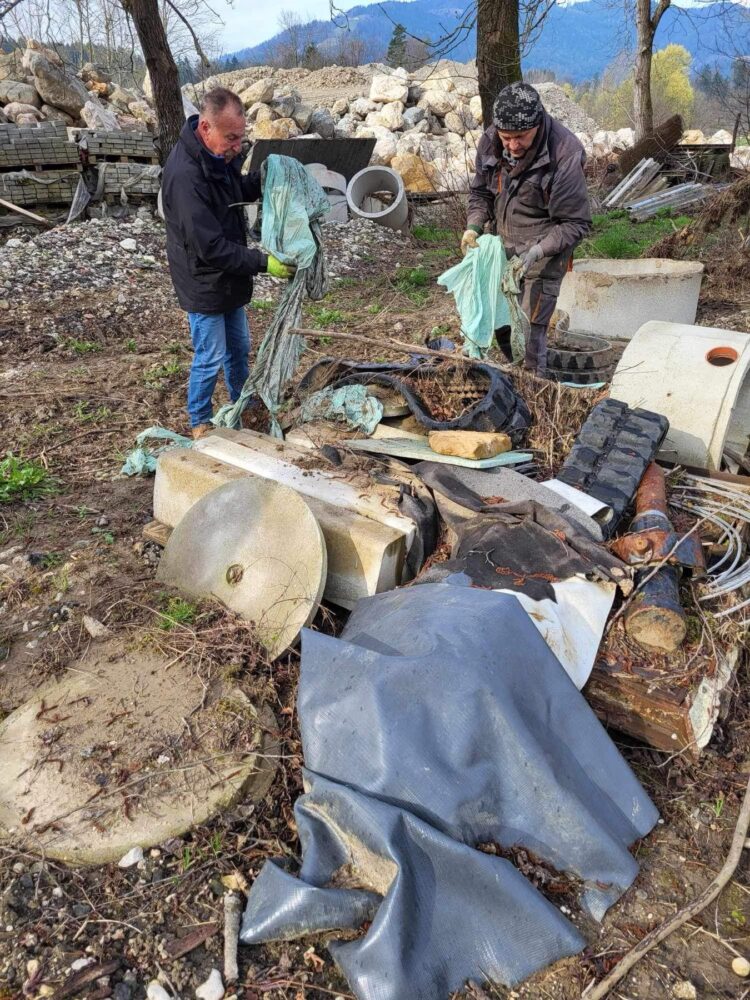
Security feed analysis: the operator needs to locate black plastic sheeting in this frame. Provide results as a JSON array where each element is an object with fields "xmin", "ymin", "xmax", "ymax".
[
  {"xmin": 298, "ymin": 357, "xmax": 532, "ymax": 446},
  {"xmin": 241, "ymin": 583, "xmax": 659, "ymax": 999}
]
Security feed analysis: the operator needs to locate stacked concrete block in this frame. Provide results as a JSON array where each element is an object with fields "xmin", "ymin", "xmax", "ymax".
[
  {"xmin": 75, "ymin": 128, "xmax": 158, "ymax": 162},
  {"xmin": 100, "ymin": 162, "xmax": 160, "ymax": 198},
  {"xmin": 0, "ymin": 169, "xmax": 80, "ymax": 206}
]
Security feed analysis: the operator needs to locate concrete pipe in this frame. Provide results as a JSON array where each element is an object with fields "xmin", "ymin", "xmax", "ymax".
[
  {"xmin": 556, "ymin": 258, "xmax": 704, "ymax": 341},
  {"xmin": 346, "ymin": 165, "xmax": 409, "ymax": 233},
  {"xmin": 610, "ymin": 320, "xmax": 750, "ymax": 469}
]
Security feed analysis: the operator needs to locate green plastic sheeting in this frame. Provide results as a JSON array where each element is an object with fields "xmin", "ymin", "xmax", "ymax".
[
  {"xmin": 300, "ymin": 385, "xmax": 383, "ymax": 435},
  {"xmin": 121, "ymin": 427, "xmax": 192, "ymax": 476},
  {"xmin": 438, "ymin": 235, "xmax": 526, "ymax": 362},
  {"xmin": 213, "ymin": 155, "xmax": 330, "ymax": 436}
]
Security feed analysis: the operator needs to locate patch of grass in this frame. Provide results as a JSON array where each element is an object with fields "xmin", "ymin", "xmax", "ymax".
[
  {"xmin": 412, "ymin": 224, "xmax": 456, "ymax": 243},
  {"xmin": 424, "ymin": 247, "xmax": 455, "ymax": 259},
  {"xmin": 366, "ymin": 303, "xmax": 383, "ymax": 315},
  {"xmin": 0, "ymin": 510, "xmax": 36, "ymax": 545},
  {"xmin": 396, "ymin": 267, "xmax": 431, "ymax": 305},
  {"xmin": 251, "ymin": 298, "xmax": 275, "ymax": 313},
  {"xmin": 143, "ymin": 359, "xmax": 184, "ymax": 385},
  {"xmin": 308, "ymin": 306, "xmax": 345, "ymax": 328},
  {"xmin": 37, "ymin": 552, "xmax": 63, "ymax": 569},
  {"xmin": 125, "ymin": 338, "xmax": 137, "ymax": 353},
  {"xmin": 72, "ymin": 401, "xmax": 112, "ymax": 424},
  {"xmin": 577, "ymin": 209, "xmax": 694, "ymax": 259},
  {"xmin": 0, "ymin": 455, "xmax": 58, "ymax": 504},
  {"xmin": 63, "ymin": 338, "xmax": 101, "ymax": 355},
  {"xmin": 52, "ymin": 566, "xmax": 71, "ymax": 594},
  {"xmin": 334, "ymin": 276, "xmax": 357, "ymax": 288},
  {"xmin": 158, "ymin": 595, "xmax": 197, "ymax": 631}
]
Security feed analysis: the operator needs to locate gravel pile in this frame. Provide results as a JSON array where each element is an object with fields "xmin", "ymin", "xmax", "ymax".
[{"xmin": 536, "ymin": 83, "xmax": 600, "ymax": 136}]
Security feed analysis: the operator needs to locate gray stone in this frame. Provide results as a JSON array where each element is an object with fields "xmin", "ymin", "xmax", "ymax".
[
  {"xmin": 113, "ymin": 983, "xmax": 132, "ymax": 1000},
  {"xmin": 239, "ymin": 77, "xmax": 274, "ymax": 106},
  {"xmin": 309, "ymin": 108, "xmax": 336, "ymax": 139},
  {"xmin": 0, "ymin": 80, "xmax": 40, "ymax": 107},
  {"xmin": 269, "ymin": 92, "xmax": 297, "ymax": 118},
  {"xmin": 26, "ymin": 51, "xmax": 90, "ymax": 116},
  {"xmin": 334, "ymin": 113, "xmax": 358, "ymax": 138},
  {"xmin": 3, "ymin": 101, "xmax": 43, "ymax": 122},
  {"xmin": 40, "ymin": 104, "xmax": 74, "ymax": 123},
  {"xmin": 0, "ymin": 49, "xmax": 23, "ymax": 83},
  {"xmin": 79, "ymin": 62, "xmax": 111, "ymax": 85},
  {"xmin": 291, "ymin": 102, "xmax": 313, "ymax": 132},
  {"xmin": 403, "ymin": 106, "xmax": 426, "ymax": 129}
]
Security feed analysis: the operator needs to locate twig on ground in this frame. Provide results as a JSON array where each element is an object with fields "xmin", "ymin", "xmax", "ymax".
[
  {"xmin": 583, "ymin": 772, "xmax": 750, "ymax": 999},
  {"xmin": 223, "ymin": 892, "xmax": 241, "ymax": 984}
]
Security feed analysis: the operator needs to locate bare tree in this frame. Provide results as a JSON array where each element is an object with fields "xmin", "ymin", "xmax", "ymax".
[{"xmin": 633, "ymin": 0, "xmax": 671, "ymax": 140}]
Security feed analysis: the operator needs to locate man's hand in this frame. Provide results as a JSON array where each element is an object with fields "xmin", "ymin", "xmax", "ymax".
[
  {"xmin": 519, "ymin": 243, "xmax": 544, "ymax": 275},
  {"xmin": 266, "ymin": 255, "xmax": 296, "ymax": 279},
  {"xmin": 461, "ymin": 229, "xmax": 480, "ymax": 256}
]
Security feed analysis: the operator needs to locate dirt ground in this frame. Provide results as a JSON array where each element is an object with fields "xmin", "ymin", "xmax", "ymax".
[{"xmin": 0, "ymin": 204, "xmax": 749, "ymax": 1000}]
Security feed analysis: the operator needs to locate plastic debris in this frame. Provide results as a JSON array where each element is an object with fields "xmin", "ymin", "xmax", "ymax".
[
  {"xmin": 300, "ymin": 384, "xmax": 383, "ymax": 435},
  {"xmin": 121, "ymin": 426, "xmax": 192, "ymax": 476}
]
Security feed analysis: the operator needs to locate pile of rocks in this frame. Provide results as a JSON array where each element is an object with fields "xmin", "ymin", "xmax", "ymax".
[{"xmin": 0, "ymin": 41, "xmax": 155, "ymax": 132}]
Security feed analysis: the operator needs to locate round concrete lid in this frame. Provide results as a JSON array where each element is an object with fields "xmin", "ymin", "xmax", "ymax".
[
  {"xmin": 0, "ymin": 639, "xmax": 278, "ymax": 864},
  {"xmin": 157, "ymin": 478, "xmax": 327, "ymax": 659}
]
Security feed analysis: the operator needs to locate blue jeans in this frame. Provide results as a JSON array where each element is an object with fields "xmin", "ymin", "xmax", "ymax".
[{"xmin": 187, "ymin": 307, "xmax": 250, "ymax": 427}]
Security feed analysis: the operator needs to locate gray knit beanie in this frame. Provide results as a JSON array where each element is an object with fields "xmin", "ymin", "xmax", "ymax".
[{"xmin": 492, "ymin": 82, "xmax": 543, "ymax": 131}]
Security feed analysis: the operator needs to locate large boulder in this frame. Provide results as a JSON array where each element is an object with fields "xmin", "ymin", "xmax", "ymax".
[
  {"xmin": 469, "ymin": 94, "xmax": 483, "ymax": 123},
  {"xmin": 40, "ymin": 103, "xmax": 75, "ymax": 124},
  {"xmin": 575, "ymin": 131, "xmax": 594, "ymax": 157},
  {"xmin": 4, "ymin": 102, "xmax": 44, "ymax": 122},
  {"xmin": 0, "ymin": 50, "xmax": 24, "ymax": 83},
  {"xmin": 23, "ymin": 39, "xmax": 63, "ymax": 68},
  {"xmin": 331, "ymin": 97, "xmax": 349, "ymax": 117},
  {"xmin": 396, "ymin": 131, "xmax": 424, "ymax": 157},
  {"xmin": 402, "ymin": 106, "xmax": 426, "ymax": 130},
  {"xmin": 108, "ymin": 84, "xmax": 139, "ymax": 110},
  {"xmin": 453, "ymin": 76, "xmax": 479, "ymax": 99},
  {"xmin": 730, "ymin": 147, "xmax": 750, "ymax": 171},
  {"xmin": 253, "ymin": 117, "xmax": 301, "ymax": 139},
  {"xmin": 26, "ymin": 50, "xmax": 90, "ymax": 116},
  {"xmin": 371, "ymin": 100, "xmax": 404, "ymax": 131},
  {"xmin": 334, "ymin": 114, "xmax": 359, "ymax": 138},
  {"xmin": 369, "ymin": 73, "xmax": 409, "ymax": 104},
  {"xmin": 269, "ymin": 92, "xmax": 298, "ymax": 118},
  {"xmin": 710, "ymin": 129, "xmax": 733, "ymax": 144},
  {"xmin": 424, "ymin": 76, "xmax": 455, "ymax": 93},
  {"xmin": 81, "ymin": 99, "xmax": 120, "ymax": 130},
  {"xmin": 292, "ymin": 103, "xmax": 314, "ymax": 132},
  {"xmin": 309, "ymin": 108, "xmax": 336, "ymax": 139},
  {"xmin": 681, "ymin": 129, "xmax": 705, "ymax": 144},
  {"xmin": 350, "ymin": 97, "xmax": 377, "ymax": 118},
  {"xmin": 128, "ymin": 99, "xmax": 157, "ymax": 128},
  {"xmin": 372, "ymin": 134, "xmax": 398, "ymax": 165},
  {"xmin": 239, "ymin": 77, "xmax": 274, "ymax": 106},
  {"xmin": 254, "ymin": 104, "xmax": 277, "ymax": 124},
  {"xmin": 0, "ymin": 79, "xmax": 40, "ymax": 107},
  {"xmin": 418, "ymin": 89, "xmax": 458, "ymax": 117},
  {"xmin": 79, "ymin": 62, "xmax": 111, "ymax": 85},
  {"xmin": 444, "ymin": 106, "xmax": 477, "ymax": 136},
  {"xmin": 614, "ymin": 127, "xmax": 634, "ymax": 150},
  {"xmin": 391, "ymin": 152, "xmax": 439, "ymax": 193}
]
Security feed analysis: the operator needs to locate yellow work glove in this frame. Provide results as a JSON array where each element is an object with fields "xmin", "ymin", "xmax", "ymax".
[
  {"xmin": 266, "ymin": 255, "xmax": 296, "ymax": 279},
  {"xmin": 461, "ymin": 229, "xmax": 480, "ymax": 256}
]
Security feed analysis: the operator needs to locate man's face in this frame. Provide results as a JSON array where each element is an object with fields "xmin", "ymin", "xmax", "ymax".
[
  {"xmin": 197, "ymin": 108, "xmax": 246, "ymax": 161},
  {"xmin": 497, "ymin": 125, "xmax": 538, "ymax": 159}
]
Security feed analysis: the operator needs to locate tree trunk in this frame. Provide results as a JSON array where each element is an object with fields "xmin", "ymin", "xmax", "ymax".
[
  {"xmin": 121, "ymin": 0, "xmax": 183, "ymax": 162},
  {"xmin": 633, "ymin": 0, "xmax": 655, "ymax": 141},
  {"xmin": 477, "ymin": 0, "xmax": 522, "ymax": 127}
]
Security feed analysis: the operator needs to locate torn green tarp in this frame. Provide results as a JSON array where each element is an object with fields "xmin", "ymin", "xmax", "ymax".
[
  {"xmin": 300, "ymin": 385, "xmax": 384, "ymax": 435},
  {"xmin": 438, "ymin": 235, "xmax": 526, "ymax": 362},
  {"xmin": 213, "ymin": 155, "xmax": 330, "ymax": 436},
  {"xmin": 121, "ymin": 427, "xmax": 192, "ymax": 476}
]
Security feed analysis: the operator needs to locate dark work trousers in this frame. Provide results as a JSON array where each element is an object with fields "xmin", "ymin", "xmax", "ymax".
[{"xmin": 497, "ymin": 246, "xmax": 574, "ymax": 376}]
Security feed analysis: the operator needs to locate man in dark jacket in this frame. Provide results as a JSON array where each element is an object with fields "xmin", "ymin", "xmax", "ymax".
[
  {"xmin": 463, "ymin": 82, "xmax": 591, "ymax": 375},
  {"xmin": 162, "ymin": 87, "xmax": 294, "ymax": 437}
]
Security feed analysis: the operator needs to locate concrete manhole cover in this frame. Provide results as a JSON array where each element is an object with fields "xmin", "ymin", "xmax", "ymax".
[
  {"xmin": 0, "ymin": 639, "xmax": 278, "ymax": 864},
  {"xmin": 156, "ymin": 478, "xmax": 327, "ymax": 659}
]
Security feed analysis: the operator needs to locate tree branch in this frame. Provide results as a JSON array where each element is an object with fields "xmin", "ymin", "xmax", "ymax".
[
  {"xmin": 163, "ymin": 0, "xmax": 210, "ymax": 68},
  {"xmin": 0, "ymin": 0, "xmax": 28, "ymax": 21},
  {"xmin": 650, "ymin": 0, "xmax": 671, "ymax": 33}
]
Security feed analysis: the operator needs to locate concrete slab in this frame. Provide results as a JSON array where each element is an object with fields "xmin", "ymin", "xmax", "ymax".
[
  {"xmin": 154, "ymin": 450, "xmax": 406, "ymax": 610},
  {"xmin": 610, "ymin": 320, "xmax": 750, "ymax": 469},
  {"xmin": 0, "ymin": 639, "xmax": 277, "ymax": 864},
  {"xmin": 157, "ymin": 478, "xmax": 326, "ymax": 658},
  {"xmin": 344, "ymin": 436, "xmax": 534, "ymax": 468}
]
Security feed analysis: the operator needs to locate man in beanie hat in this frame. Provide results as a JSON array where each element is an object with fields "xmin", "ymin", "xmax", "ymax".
[{"xmin": 462, "ymin": 82, "xmax": 591, "ymax": 375}]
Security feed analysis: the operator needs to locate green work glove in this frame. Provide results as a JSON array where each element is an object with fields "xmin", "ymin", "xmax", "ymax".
[{"xmin": 266, "ymin": 255, "xmax": 296, "ymax": 279}]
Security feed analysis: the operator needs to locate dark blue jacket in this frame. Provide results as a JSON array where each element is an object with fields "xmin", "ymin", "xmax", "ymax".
[{"xmin": 162, "ymin": 116, "xmax": 265, "ymax": 314}]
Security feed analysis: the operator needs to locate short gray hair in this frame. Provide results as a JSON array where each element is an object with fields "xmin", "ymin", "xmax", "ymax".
[{"xmin": 199, "ymin": 87, "xmax": 244, "ymax": 118}]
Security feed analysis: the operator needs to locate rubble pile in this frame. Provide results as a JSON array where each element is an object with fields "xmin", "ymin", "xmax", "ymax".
[{"xmin": 0, "ymin": 41, "xmax": 156, "ymax": 132}]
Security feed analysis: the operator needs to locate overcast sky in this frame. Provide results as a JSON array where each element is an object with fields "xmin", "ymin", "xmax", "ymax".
[{"xmin": 214, "ymin": 1, "xmax": 364, "ymax": 53}]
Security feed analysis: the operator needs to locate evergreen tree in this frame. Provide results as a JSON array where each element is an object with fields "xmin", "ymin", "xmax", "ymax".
[{"xmin": 386, "ymin": 24, "xmax": 407, "ymax": 69}]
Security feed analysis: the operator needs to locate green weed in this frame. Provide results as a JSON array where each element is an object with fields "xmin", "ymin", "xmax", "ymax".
[
  {"xmin": 125, "ymin": 338, "xmax": 137, "ymax": 353},
  {"xmin": 143, "ymin": 360, "xmax": 184, "ymax": 385},
  {"xmin": 251, "ymin": 299, "xmax": 275, "ymax": 312},
  {"xmin": 334, "ymin": 276, "xmax": 357, "ymax": 288},
  {"xmin": 72, "ymin": 401, "xmax": 112, "ymax": 424},
  {"xmin": 396, "ymin": 267, "xmax": 430, "ymax": 304},
  {"xmin": 37, "ymin": 552, "xmax": 63, "ymax": 569},
  {"xmin": 158, "ymin": 595, "xmax": 197, "ymax": 630},
  {"xmin": 63, "ymin": 338, "xmax": 100, "ymax": 355},
  {"xmin": 0, "ymin": 455, "xmax": 58, "ymax": 504},
  {"xmin": 308, "ymin": 306, "xmax": 345, "ymax": 328},
  {"xmin": 366, "ymin": 303, "xmax": 383, "ymax": 315},
  {"xmin": 412, "ymin": 224, "xmax": 456, "ymax": 243},
  {"xmin": 424, "ymin": 247, "xmax": 455, "ymax": 259}
]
